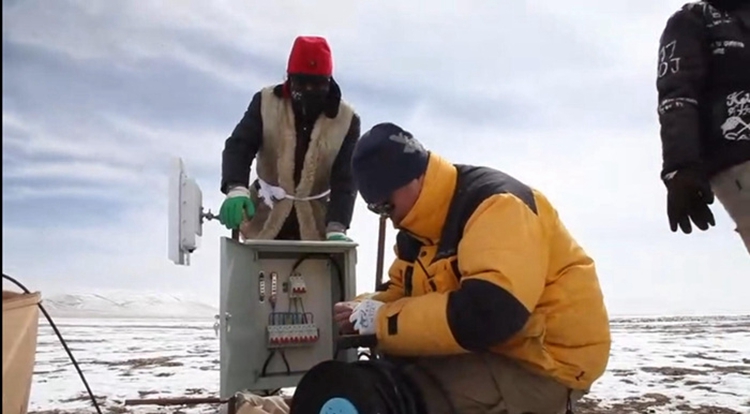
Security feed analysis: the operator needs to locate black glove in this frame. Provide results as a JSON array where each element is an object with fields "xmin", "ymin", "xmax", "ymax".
[{"xmin": 664, "ymin": 168, "xmax": 716, "ymax": 234}]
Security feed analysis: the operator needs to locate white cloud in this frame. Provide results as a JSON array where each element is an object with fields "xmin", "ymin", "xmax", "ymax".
[
  {"xmin": 2, "ymin": 0, "xmax": 748, "ymax": 318},
  {"xmin": 1, "ymin": 0, "xmax": 685, "ymax": 99},
  {"xmin": 2, "ymin": 185, "xmax": 125, "ymax": 202},
  {"xmin": 3, "ymin": 111, "xmax": 139, "ymax": 166},
  {"xmin": 1, "ymin": 110, "xmax": 228, "ymax": 203},
  {"xmin": 4, "ymin": 161, "xmax": 142, "ymax": 185}
]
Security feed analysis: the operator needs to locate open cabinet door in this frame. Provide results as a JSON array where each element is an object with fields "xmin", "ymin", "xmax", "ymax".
[{"xmin": 2, "ymin": 290, "xmax": 41, "ymax": 414}]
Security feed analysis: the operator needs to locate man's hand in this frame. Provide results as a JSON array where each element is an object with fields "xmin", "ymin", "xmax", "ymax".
[
  {"xmin": 219, "ymin": 186, "xmax": 256, "ymax": 230},
  {"xmin": 664, "ymin": 168, "xmax": 716, "ymax": 234},
  {"xmin": 349, "ymin": 299, "xmax": 384, "ymax": 336},
  {"xmin": 334, "ymin": 301, "xmax": 358, "ymax": 334}
]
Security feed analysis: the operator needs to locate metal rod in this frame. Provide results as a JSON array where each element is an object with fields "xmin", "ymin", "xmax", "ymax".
[
  {"xmin": 124, "ymin": 396, "xmax": 227, "ymax": 406},
  {"xmin": 375, "ymin": 215, "xmax": 387, "ymax": 291}
]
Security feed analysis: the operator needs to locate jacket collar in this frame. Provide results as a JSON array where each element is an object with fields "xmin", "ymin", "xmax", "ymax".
[{"xmin": 397, "ymin": 153, "xmax": 457, "ymax": 245}]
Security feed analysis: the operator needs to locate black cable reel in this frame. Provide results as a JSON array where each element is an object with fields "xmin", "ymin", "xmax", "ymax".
[
  {"xmin": 286, "ymin": 216, "xmax": 432, "ymax": 414},
  {"xmin": 289, "ymin": 353, "xmax": 428, "ymax": 414}
]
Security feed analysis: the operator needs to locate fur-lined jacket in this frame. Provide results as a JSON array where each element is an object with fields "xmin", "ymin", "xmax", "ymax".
[{"xmin": 221, "ymin": 78, "xmax": 361, "ymax": 240}]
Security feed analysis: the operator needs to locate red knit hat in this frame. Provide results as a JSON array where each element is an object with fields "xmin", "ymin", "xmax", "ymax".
[{"xmin": 287, "ymin": 36, "xmax": 333, "ymax": 77}]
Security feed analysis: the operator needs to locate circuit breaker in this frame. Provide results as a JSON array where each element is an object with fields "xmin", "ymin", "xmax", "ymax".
[{"xmin": 219, "ymin": 237, "xmax": 359, "ymax": 398}]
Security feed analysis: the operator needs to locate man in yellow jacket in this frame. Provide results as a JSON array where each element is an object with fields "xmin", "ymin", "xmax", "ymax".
[{"xmin": 335, "ymin": 122, "xmax": 612, "ymax": 414}]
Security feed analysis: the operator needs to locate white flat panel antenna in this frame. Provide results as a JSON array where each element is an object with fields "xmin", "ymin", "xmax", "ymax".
[{"xmin": 168, "ymin": 157, "xmax": 204, "ymax": 265}]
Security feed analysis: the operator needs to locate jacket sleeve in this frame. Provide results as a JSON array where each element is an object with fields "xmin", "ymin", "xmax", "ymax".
[
  {"xmin": 656, "ymin": 6, "xmax": 709, "ymax": 178},
  {"xmin": 221, "ymin": 92, "xmax": 263, "ymax": 194},
  {"xmin": 374, "ymin": 193, "xmax": 548, "ymax": 356},
  {"xmin": 325, "ymin": 114, "xmax": 361, "ymax": 230}
]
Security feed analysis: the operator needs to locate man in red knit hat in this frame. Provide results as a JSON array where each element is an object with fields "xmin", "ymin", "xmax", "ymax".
[{"xmin": 219, "ymin": 35, "xmax": 361, "ymax": 242}]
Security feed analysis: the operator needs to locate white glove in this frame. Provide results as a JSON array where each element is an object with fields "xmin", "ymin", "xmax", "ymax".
[{"xmin": 349, "ymin": 299, "xmax": 384, "ymax": 335}]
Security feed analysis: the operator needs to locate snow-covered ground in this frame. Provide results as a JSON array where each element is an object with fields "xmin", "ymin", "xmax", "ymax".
[{"xmin": 26, "ymin": 315, "xmax": 750, "ymax": 414}]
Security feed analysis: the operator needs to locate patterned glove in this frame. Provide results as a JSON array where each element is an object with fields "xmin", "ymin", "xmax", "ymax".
[{"xmin": 349, "ymin": 299, "xmax": 384, "ymax": 335}]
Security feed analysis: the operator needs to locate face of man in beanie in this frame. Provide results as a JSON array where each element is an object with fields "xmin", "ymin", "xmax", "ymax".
[
  {"xmin": 352, "ymin": 122, "xmax": 431, "ymax": 226},
  {"xmin": 369, "ymin": 177, "xmax": 424, "ymax": 226}
]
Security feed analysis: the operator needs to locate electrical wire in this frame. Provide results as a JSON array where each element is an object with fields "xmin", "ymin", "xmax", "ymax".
[
  {"xmin": 290, "ymin": 254, "xmax": 345, "ymax": 302},
  {"xmin": 355, "ymin": 360, "xmax": 415, "ymax": 414},
  {"xmin": 262, "ymin": 267, "xmax": 293, "ymax": 382},
  {"xmin": 259, "ymin": 254, "xmax": 347, "ymax": 393},
  {"xmin": 328, "ymin": 256, "xmax": 345, "ymax": 303},
  {"xmin": 2, "ymin": 273, "xmax": 103, "ymax": 414},
  {"xmin": 260, "ymin": 349, "xmax": 291, "ymax": 377},
  {"xmin": 262, "ymin": 388, "xmax": 282, "ymax": 397}
]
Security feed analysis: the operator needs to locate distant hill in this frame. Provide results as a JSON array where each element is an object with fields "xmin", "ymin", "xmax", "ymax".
[{"xmin": 40, "ymin": 291, "xmax": 218, "ymax": 319}]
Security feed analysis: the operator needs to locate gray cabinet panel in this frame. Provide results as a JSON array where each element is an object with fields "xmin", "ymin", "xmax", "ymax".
[{"xmin": 219, "ymin": 238, "xmax": 358, "ymax": 398}]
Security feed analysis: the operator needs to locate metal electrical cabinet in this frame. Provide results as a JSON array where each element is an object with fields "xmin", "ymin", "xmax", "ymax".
[{"xmin": 219, "ymin": 237, "xmax": 359, "ymax": 398}]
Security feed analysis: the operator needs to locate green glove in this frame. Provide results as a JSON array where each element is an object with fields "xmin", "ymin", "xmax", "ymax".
[
  {"xmin": 326, "ymin": 231, "xmax": 353, "ymax": 242},
  {"xmin": 219, "ymin": 187, "xmax": 255, "ymax": 230}
]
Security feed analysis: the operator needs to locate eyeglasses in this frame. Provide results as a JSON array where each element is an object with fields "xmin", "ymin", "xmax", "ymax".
[{"xmin": 367, "ymin": 201, "xmax": 394, "ymax": 217}]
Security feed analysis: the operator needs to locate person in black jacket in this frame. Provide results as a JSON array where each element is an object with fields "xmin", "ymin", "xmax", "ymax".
[
  {"xmin": 657, "ymin": 0, "xmax": 750, "ymax": 253},
  {"xmin": 219, "ymin": 36, "xmax": 361, "ymax": 242}
]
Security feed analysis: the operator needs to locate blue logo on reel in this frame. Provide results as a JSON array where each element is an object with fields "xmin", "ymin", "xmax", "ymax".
[{"xmin": 320, "ymin": 397, "xmax": 359, "ymax": 414}]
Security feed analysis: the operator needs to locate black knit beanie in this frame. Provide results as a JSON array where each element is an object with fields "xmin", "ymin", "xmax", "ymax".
[
  {"xmin": 706, "ymin": 0, "xmax": 747, "ymax": 11},
  {"xmin": 351, "ymin": 122, "xmax": 429, "ymax": 205}
]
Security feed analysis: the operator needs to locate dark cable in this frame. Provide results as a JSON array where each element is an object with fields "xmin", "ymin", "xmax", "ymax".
[
  {"xmin": 327, "ymin": 255, "xmax": 345, "ymax": 303},
  {"xmin": 290, "ymin": 254, "xmax": 345, "ymax": 302},
  {"xmin": 262, "ymin": 388, "xmax": 282, "ymax": 397},
  {"xmin": 2, "ymin": 273, "xmax": 103, "ymax": 414},
  {"xmin": 261, "ymin": 351, "xmax": 274, "ymax": 376},
  {"xmin": 260, "ymin": 349, "xmax": 291, "ymax": 377},
  {"xmin": 355, "ymin": 360, "xmax": 412, "ymax": 414},
  {"xmin": 280, "ymin": 350, "xmax": 291, "ymax": 374}
]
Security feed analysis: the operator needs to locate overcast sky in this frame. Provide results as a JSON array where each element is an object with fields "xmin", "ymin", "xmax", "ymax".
[{"xmin": 3, "ymin": 0, "xmax": 748, "ymax": 316}]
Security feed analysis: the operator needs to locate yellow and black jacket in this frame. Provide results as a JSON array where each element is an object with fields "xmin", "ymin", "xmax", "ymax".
[{"xmin": 365, "ymin": 153, "xmax": 611, "ymax": 391}]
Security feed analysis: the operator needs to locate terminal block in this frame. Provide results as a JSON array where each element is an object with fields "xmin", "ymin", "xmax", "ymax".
[{"xmin": 267, "ymin": 323, "xmax": 319, "ymax": 348}]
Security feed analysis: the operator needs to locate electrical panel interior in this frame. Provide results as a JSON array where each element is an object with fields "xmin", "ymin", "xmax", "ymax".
[{"xmin": 219, "ymin": 238, "xmax": 358, "ymax": 398}]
